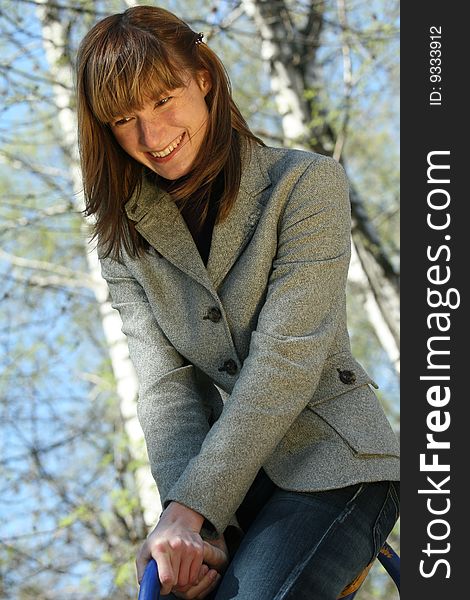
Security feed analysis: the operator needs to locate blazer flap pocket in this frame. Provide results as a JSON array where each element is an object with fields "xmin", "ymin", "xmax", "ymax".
[
  {"xmin": 309, "ymin": 386, "xmax": 400, "ymax": 457},
  {"xmin": 307, "ymin": 351, "xmax": 378, "ymax": 409}
]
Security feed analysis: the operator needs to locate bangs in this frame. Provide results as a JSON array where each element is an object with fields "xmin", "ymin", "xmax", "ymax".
[{"xmin": 84, "ymin": 29, "xmax": 188, "ymax": 123}]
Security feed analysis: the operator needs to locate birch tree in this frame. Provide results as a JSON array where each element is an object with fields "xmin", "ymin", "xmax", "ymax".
[
  {"xmin": 35, "ymin": 0, "xmax": 160, "ymax": 528},
  {"xmin": 240, "ymin": 0, "xmax": 400, "ymax": 374}
]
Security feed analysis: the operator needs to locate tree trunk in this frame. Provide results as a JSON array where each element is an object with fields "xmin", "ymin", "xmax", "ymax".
[
  {"xmin": 36, "ymin": 0, "xmax": 159, "ymax": 528},
  {"xmin": 242, "ymin": 0, "xmax": 400, "ymax": 373}
]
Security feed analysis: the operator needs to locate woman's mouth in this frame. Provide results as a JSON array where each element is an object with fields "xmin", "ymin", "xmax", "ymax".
[{"xmin": 146, "ymin": 133, "xmax": 185, "ymax": 164}]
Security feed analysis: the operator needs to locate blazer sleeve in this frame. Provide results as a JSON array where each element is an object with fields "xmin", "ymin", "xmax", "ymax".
[
  {"xmin": 99, "ymin": 253, "xmax": 212, "ymax": 506},
  {"xmin": 165, "ymin": 156, "xmax": 352, "ymax": 535}
]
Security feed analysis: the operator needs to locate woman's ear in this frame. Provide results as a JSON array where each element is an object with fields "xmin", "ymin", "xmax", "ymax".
[{"xmin": 197, "ymin": 70, "xmax": 212, "ymax": 96}]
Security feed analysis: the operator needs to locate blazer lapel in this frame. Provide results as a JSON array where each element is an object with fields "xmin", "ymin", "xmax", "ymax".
[
  {"xmin": 206, "ymin": 181, "xmax": 269, "ymax": 288},
  {"xmin": 124, "ymin": 142, "xmax": 271, "ymax": 292}
]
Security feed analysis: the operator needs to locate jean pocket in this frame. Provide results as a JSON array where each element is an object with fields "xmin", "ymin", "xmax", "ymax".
[{"xmin": 372, "ymin": 481, "xmax": 400, "ymax": 560}]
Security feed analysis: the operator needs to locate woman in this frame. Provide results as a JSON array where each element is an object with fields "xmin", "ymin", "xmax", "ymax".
[{"xmin": 76, "ymin": 6, "xmax": 400, "ymax": 599}]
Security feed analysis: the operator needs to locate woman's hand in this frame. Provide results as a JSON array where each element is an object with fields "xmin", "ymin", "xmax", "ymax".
[
  {"xmin": 136, "ymin": 501, "xmax": 204, "ymax": 595},
  {"xmin": 172, "ymin": 536, "xmax": 229, "ymax": 599},
  {"xmin": 136, "ymin": 501, "xmax": 228, "ymax": 596}
]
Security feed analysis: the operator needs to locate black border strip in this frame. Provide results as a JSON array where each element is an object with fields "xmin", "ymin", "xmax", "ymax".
[{"xmin": 401, "ymin": 3, "xmax": 466, "ymax": 597}]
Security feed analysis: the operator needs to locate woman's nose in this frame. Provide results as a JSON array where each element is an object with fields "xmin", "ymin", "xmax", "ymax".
[{"xmin": 137, "ymin": 119, "xmax": 161, "ymax": 150}]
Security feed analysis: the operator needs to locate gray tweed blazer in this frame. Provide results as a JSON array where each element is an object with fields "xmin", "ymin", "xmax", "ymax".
[{"xmin": 98, "ymin": 142, "xmax": 400, "ymax": 536}]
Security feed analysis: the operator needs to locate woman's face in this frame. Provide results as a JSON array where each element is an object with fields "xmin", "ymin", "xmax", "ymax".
[{"xmin": 110, "ymin": 71, "xmax": 211, "ymax": 180}]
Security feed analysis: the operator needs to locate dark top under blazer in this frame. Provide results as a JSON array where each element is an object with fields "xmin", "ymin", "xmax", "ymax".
[
  {"xmin": 170, "ymin": 168, "xmax": 224, "ymax": 266},
  {"xmin": 98, "ymin": 142, "xmax": 400, "ymax": 536}
]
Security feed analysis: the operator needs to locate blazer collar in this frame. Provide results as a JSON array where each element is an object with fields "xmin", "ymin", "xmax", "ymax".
[{"xmin": 124, "ymin": 142, "xmax": 271, "ymax": 291}]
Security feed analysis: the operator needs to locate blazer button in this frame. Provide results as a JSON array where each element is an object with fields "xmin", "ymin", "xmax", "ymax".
[
  {"xmin": 218, "ymin": 359, "xmax": 238, "ymax": 376},
  {"xmin": 203, "ymin": 307, "xmax": 222, "ymax": 323},
  {"xmin": 337, "ymin": 368, "xmax": 356, "ymax": 384}
]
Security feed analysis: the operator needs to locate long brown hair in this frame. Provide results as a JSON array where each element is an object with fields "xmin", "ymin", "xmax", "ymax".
[{"xmin": 76, "ymin": 5, "xmax": 265, "ymax": 261}]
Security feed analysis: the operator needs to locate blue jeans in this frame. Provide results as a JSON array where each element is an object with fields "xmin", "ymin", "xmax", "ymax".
[{"xmin": 165, "ymin": 468, "xmax": 400, "ymax": 599}]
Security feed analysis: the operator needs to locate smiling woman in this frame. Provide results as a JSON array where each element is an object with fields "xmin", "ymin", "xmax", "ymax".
[
  {"xmin": 109, "ymin": 75, "xmax": 212, "ymax": 181},
  {"xmin": 75, "ymin": 5, "xmax": 399, "ymax": 600},
  {"xmin": 76, "ymin": 6, "xmax": 264, "ymax": 261}
]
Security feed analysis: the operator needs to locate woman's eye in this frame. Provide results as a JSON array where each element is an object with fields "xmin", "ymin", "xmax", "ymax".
[
  {"xmin": 113, "ymin": 117, "xmax": 132, "ymax": 127},
  {"xmin": 155, "ymin": 96, "xmax": 172, "ymax": 107}
]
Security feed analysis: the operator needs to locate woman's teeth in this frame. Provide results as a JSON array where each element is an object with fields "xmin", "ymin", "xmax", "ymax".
[{"xmin": 149, "ymin": 134, "xmax": 184, "ymax": 158}]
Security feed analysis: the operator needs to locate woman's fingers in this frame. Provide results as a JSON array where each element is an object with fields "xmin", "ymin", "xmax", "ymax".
[
  {"xmin": 136, "ymin": 535, "xmax": 226, "ymax": 598},
  {"xmin": 193, "ymin": 568, "xmax": 222, "ymax": 599},
  {"xmin": 163, "ymin": 549, "xmax": 180, "ymax": 595},
  {"xmin": 170, "ymin": 538, "xmax": 201, "ymax": 588},
  {"xmin": 174, "ymin": 564, "xmax": 209, "ymax": 593},
  {"xmin": 135, "ymin": 505, "xmax": 214, "ymax": 594},
  {"xmin": 202, "ymin": 540, "xmax": 229, "ymax": 572},
  {"xmin": 146, "ymin": 539, "xmax": 204, "ymax": 594},
  {"xmin": 186, "ymin": 542, "xmax": 205, "ymax": 586},
  {"xmin": 136, "ymin": 541, "xmax": 178, "ymax": 595},
  {"xmin": 142, "ymin": 547, "xmax": 176, "ymax": 595},
  {"xmin": 173, "ymin": 566, "xmax": 222, "ymax": 599}
]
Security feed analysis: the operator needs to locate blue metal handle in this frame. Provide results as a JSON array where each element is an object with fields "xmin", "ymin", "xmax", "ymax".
[
  {"xmin": 138, "ymin": 559, "xmax": 160, "ymax": 600},
  {"xmin": 377, "ymin": 541, "xmax": 400, "ymax": 590}
]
